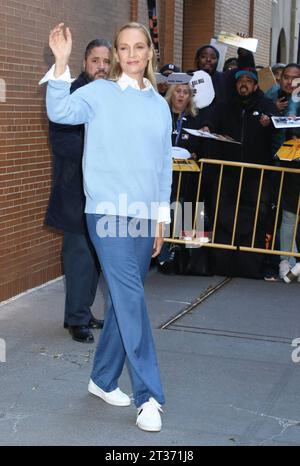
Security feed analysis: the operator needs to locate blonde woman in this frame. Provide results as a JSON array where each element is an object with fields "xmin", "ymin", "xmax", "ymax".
[
  {"xmin": 165, "ymin": 83, "xmax": 201, "ymax": 159},
  {"xmin": 43, "ymin": 22, "xmax": 172, "ymax": 432}
]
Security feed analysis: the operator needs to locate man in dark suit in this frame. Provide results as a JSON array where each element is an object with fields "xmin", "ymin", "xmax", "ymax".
[{"xmin": 45, "ymin": 38, "xmax": 111, "ymax": 342}]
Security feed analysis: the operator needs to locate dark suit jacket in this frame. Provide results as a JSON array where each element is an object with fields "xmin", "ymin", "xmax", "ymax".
[{"xmin": 45, "ymin": 72, "xmax": 91, "ymax": 233}]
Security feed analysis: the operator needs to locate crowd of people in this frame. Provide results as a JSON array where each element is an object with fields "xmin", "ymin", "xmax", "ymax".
[
  {"xmin": 156, "ymin": 46, "xmax": 300, "ymax": 284},
  {"xmin": 41, "ymin": 23, "xmax": 300, "ymax": 432}
]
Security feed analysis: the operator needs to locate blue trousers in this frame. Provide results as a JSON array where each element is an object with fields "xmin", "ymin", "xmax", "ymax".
[
  {"xmin": 62, "ymin": 231, "xmax": 99, "ymax": 325},
  {"xmin": 86, "ymin": 214, "xmax": 165, "ymax": 407}
]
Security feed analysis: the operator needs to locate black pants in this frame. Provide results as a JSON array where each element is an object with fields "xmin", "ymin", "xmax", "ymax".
[{"xmin": 62, "ymin": 231, "xmax": 100, "ymax": 325}]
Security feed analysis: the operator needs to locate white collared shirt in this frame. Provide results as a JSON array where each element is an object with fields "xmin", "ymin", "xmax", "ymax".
[
  {"xmin": 39, "ymin": 64, "xmax": 73, "ymax": 85},
  {"xmin": 117, "ymin": 73, "xmax": 153, "ymax": 92}
]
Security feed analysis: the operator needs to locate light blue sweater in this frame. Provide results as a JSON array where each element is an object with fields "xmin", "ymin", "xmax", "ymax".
[{"xmin": 46, "ymin": 79, "xmax": 172, "ymax": 220}]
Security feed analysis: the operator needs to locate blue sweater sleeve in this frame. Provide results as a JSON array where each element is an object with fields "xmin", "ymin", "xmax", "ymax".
[
  {"xmin": 46, "ymin": 80, "xmax": 95, "ymax": 125},
  {"xmin": 159, "ymin": 113, "xmax": 173, "ymax": 204}
]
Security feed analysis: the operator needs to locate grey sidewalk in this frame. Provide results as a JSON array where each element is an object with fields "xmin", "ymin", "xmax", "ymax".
[{"xmin": 0, "ymin": 270, "xmax": 300, "ymax": 446}]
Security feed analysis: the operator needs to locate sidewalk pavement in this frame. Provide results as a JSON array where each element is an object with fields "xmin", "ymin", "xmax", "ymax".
[{"xmin": 0, "ymin": 269, "xmax": 300, "ymax": 446}]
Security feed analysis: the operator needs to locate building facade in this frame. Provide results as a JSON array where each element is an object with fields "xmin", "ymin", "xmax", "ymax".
[
  {"xmin": 271, "ymin": 0, "xmax": 300, "ymax": 65},
  {"xmin": 0, "ymin": 0, "xmax": 297, "ymax": 302}
]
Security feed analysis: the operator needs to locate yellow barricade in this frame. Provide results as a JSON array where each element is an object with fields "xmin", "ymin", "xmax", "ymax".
[{"xmin": 165, "ymin": 158, "xmax": 300, "ymax": 259}]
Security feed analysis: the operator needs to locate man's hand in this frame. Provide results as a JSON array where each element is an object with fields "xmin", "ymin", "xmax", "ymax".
[
  {"xmin": 259, "ymin": 114, "xmax": 271, "ymax": 127},
  {"xmin": 152, "ymin": 222, "xmax": 165, "ymax": 258},
  {"xmin": 49, "ymin": 23, "xmax": 72, "ymax": 77},
  {"xmin": 276, "ymin": 97, "xmax": 289, "ymax": 112},
  {"xmin": 200, "ymin": 126, "xmax": 210, "ymax": 133}
]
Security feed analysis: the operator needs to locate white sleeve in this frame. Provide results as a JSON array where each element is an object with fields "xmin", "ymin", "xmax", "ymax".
[
  {"xmin": 157, "ymin": 204, "xmax": 171, "ymax": 224},
  {"xmin": 39, "ymin": 64, "xmax": 74, "ymax": 85}
]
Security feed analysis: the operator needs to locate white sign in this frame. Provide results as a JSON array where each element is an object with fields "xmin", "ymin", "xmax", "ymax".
[
  {"xmin": 155, "ymin": 72, "xmax": 192, "ymax": 85},
  {"xmin": 210, "ymin": 38, "xmax": 228, "ymax": 72},
  {"xmin": 171, "ymin": 147, "xmax": 191, "ymax": 159},
  {"xmin": 184, "ymin": 128, "xmax": 241, "ymax": 144},
  {"xmin": 217, "ymin": 32, "xmax": 258, "ymax": 53},
  {"xmin": 271, "ymin": 116, "xmax": 300, "ymax": 129},
  {"xmin": 189, "ymin": 70, "xmax": 215, "ymax": 109}
]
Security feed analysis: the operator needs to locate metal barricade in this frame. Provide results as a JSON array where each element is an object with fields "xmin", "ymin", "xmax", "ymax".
[{"xmin": 165, "ymin": 158, "xmax": 300, "ymax": 259}]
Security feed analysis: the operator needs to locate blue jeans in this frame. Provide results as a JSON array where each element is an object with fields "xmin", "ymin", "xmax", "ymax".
[
  {"xmin": 86, "ymin": 214, "xmax": 165, "ymax": 407},
  {"xmin": 280, "ymin": 209, "xmax": 299, "ymax": 265}
]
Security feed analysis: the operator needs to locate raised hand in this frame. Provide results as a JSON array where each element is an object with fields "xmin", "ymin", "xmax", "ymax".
[
  {"xmin": 236, "ymin": 32, "xmax": 249, "ymax": 38},
  {"xmin": 49, "ymin": 23, "xmax": 72, "ymax": 77}
]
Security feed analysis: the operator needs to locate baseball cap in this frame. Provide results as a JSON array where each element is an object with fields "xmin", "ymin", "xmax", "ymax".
[
  {"xmin": 159, "ymin": 63, "xmax": 180, "ymax": 76},
  {"xmin": 271, "ymin": 63, "xmax": 285, "ymax": 72},
  {"xmin": 235, "ymin": 67, "xmax": 258, "ymax": 82}
]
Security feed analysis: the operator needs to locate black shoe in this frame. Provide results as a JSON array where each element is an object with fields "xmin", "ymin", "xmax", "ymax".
[
  {"xmin": 88, "ymin": 316, "xmax": 104, "ymax": 329},
  {"xmin": 64, "ymin": 315, "xmax": 104, "ymax": 330},
  {"xmin": 68, "ymin": 325, "xmax": 94, "ymax": 343},
  {"xmin": 158, "ymin": 260, "xmax": 176, "ymax": 275}
]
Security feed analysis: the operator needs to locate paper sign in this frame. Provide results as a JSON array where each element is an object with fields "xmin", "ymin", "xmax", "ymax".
[
  {"xmin": 172, "ymin": 147, "xmax": 191, "ymax": 159},
  {"xmin": 258, "ymin": 67, "xmax": 276, "ymax": 93},
  {"xmin": 155, "ymin": 73, "xmax": 168, "ymax": 84},
  {"xmin": 210, "ymin": 38, "xmax": 228, "ymax": 72},
  {"xmin": 189, "ymin": 70, "xmax": 215, "ymax": 109},
  {"xmin": 275, "ymin": 138, "xmax": 300, "ymax": 162},
  {"xmin": 166, "ymin": 72, "xmax": 192, "ymax": 85},
  {"xmin": 271, "ymin": 116, "xmax": 300, "ymax": 129},
  {"xmin": 183, "ymin": 128, "xmax": 241, "ymax": 144},
  {"xmin": 216, "ymin": 32, "xmax": 258, "ymax": 53},
  {"xmin": 155, "ymin": 72, "xmax": 192, "ymax": 85}
]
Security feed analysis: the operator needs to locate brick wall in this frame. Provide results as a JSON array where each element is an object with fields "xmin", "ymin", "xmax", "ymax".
[
  {"xmin": 137, "ymin": 0, "xmax": 149, "ymax": 25},
  {"xmin": 252, "ymin": 0, "xmax": 272, "ymax": 66},
  {"xmin": 182, "ymin": 0, "xmax": 216, "ymax": 71},
  {"xmin": 214, "ymin": 0, "xmax": 250, "ymax": 61},
  {"xmin": 214, "ymin": 0, "xmax": 272, "ymax": 66},
  {"xmin": 0, "ymin": 0, "xmax": 131, "ymax": 302},
  {"xmin": 173, "ymin": 0, "xmax": 184, "ymax": 68}
]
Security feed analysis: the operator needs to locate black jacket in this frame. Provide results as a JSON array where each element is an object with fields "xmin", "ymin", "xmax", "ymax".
[
  {"xmin": 171, "ymin": 110, "xmax": 203, "ymax": 157},
  {"xmin": 207, "ymin": 89, "xmax": 278, "ymax": 166},
  {"xmin": 45, "ymin": 72, "xmax": 91, "ymax": 233},
  {"xmin": 195, "ymin": 49, "xmax": 256, "ymax": 121}
]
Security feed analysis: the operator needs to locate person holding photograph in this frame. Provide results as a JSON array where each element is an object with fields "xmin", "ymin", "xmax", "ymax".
[{"xmin": 43, "ymin": 22, "xmax": 172, "ymax": 432}]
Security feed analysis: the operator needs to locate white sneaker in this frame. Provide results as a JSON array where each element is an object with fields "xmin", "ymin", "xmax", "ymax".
[
  {"xmin": 88, "ymin": 379, "xmax": 131, "ymax": 406},
  {"xmin": 283, "ymin": 262, "xmax": 300, "ymax": 284},
  {"xmin": 279, "ymin": 260, "xmax": 291, "ymax": 279},
  {"xmin": 136, "ymin": 397, "xmax": 163, "ymax": 432}
]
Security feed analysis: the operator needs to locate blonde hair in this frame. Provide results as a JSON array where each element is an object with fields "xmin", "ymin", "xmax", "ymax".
[
  {"xmin": 165, "ymin": 84, "xmax": 198, "ymax": 117},
  {"xmin": 109, "ymin": 22, "xmax": 157, "ymax": 88}
]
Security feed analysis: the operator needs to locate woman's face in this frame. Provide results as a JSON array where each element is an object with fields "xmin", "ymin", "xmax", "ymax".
[
  {"xmin": 171, "ymin": 85, "xmax": 191, "ymax": 113},
  {"xmin": 115, "ymin": 28, "xmax": 152, "ymax": 80},
  {"xmin": 196, "ymin": 47, "xmax": 218, "ymax": 75},
  {"xmin": 274, "ymin": 67, "xmax": 283, "ymax": 85}
]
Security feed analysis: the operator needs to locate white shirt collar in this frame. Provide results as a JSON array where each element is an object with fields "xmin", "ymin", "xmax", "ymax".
[{"xmin": 117, "ymin": 73, "xmax": 153, "ymax": 92}]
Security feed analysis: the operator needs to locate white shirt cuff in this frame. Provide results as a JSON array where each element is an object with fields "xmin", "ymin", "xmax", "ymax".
[
  {"xmin": 39, "ymin": 64, "xmax": 73, "ymax": 85},
  {"xmin": 157, "ymin": 205, "xmax": 171, "ymax": 224}
]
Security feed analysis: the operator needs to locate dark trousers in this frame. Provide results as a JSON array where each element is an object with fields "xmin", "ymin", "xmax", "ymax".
[{"xmin": 62, "ymin": 231, "xmax": 100, "ymax": 325}]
